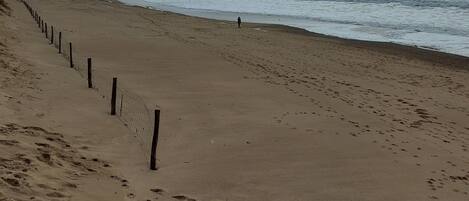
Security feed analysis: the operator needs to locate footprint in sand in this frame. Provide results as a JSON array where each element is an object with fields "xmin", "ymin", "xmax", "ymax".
[
  {"xmin": 150, "ymin": 188, "xmax": 165, "ymax": 194},
  {"xmin": 0, "ymin": 139, "xmax": 18, "ymax": 146},
  {"xmin": 172, "ymin": 195, "xmax": 197, "ymax": 201}
]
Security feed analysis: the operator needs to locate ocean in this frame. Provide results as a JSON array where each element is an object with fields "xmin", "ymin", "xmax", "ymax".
[{"xmin": 120, "ymin": 0, "xmax": 469, "ymax": 57}]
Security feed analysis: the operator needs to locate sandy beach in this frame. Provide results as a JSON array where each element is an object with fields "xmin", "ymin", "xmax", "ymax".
[{"xmin": 1, "ymin": 0, "xmax": 469, "ymax": 200}]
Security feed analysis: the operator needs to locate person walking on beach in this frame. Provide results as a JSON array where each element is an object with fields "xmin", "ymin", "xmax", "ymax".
[{"xmin": 237, "ymin": 17, "xmax": 242, "ymax": 28}]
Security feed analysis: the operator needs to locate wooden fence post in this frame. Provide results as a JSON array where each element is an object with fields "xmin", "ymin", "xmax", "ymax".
[
  {"xmin": 111, "ymin": 77, "xmax": 117, "ymax": 115},
  {"xmin": 69, "ymin": 42, "xmax": 73, "ymax": 68},
  {"xmin": 50, "ymin": 26, "xmax": 54, "ymax": 44},
  {"xmin": 87, "ymin": 58, "xmax": 92, "ymax": 88},
  {"xmin": 119, "ymin": 94, "xmax": 124, "ymax": 116},
  {"xmin": 150, "ymin": 109, "xmax": 160, "ymax": 170},
  {"xmin": 59, "ymin": 32, "xmax": 62, "ymax": 54},
  {"xmin": 45, "ymin": 23, "xmax": 48, "ymax": 38}
]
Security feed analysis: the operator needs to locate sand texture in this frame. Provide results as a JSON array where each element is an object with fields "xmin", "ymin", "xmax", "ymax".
[{"xmin": 2, "ymin": 0, "xmax": 469, "ymax": 200}]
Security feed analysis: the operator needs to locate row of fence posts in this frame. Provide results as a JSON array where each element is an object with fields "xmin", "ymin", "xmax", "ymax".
[{"xmin": 22, "ymin": 0, "xmax": 160, "ymax": 170}]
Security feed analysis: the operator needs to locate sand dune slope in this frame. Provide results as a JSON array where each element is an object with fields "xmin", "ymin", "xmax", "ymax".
[
  {"xmin": 0, "ymin": 123, "xmax": 118, "ymax": 201},
  {"xmin": 1, "ymin": 1, "xmax": 200, "ymax": 200}
]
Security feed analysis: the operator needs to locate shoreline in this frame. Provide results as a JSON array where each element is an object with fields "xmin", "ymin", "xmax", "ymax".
[
  {"xmin": 120, "ymin": 0, "xmax": 469, "ymax": 70},
  {"xmin": 119, "ymin": 0, "xmax": 469, "ymax": 63},
  {"xmin": 251, "ymin": 23, "xmax": 469, "ymax": 70}
]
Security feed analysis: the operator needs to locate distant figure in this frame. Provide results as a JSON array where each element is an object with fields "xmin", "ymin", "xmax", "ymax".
[{"xmin": 237, "ymin": 17, "xmax": 241, "ymax": 28}]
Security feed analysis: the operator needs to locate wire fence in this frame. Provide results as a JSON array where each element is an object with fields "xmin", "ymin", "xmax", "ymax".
[{"xmin": 22, "ymin": 0, "xmax": 159, "ymax": 168}]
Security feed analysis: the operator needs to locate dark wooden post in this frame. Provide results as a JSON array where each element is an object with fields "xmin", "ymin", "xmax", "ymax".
[
  {"xmin": 69, "ymin": 42, "xmax": 73, "ymax": 68},
  {"xmin": 45, "ymin": 23, "xmax": 48, "ymax": 38},
  {"xmin": 150, "ymin": 109, "xmax": 161, "ymax": 170},
  {"xmin": 41, "ymin": 20, "xmax": 44, "ymax": 32},
  {"xmin": 87, "ymin": 58, "xmax": 92, "ymax": 88},
  {"xmin": 50, "ymin": 26, "xmax": 54, "ymax": 44},
  {"xmin": 111, "ymin": 77, "xmax": 117, "ymax": 115},
  {"xmin": 58, "ymin": 32, "xmax": 62, "ymax": 53},
  {"xmin": 119, "ymin": 94, "xmax": 124, "ymax": 116}
]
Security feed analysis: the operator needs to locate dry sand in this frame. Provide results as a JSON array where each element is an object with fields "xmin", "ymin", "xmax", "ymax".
[{"xmin": 1, "ymin": 0, "xmax": 469, "ymax": 200}]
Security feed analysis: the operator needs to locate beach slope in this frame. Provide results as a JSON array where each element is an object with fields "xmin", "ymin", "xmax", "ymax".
[{"xmin": 2, "ymin": 0, "xmax": 469, "ymax": 200}]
